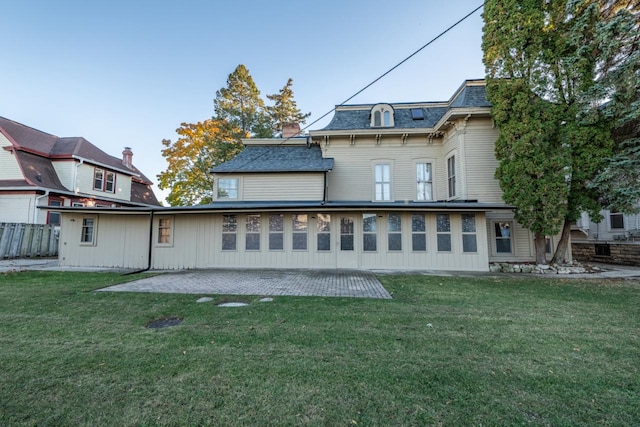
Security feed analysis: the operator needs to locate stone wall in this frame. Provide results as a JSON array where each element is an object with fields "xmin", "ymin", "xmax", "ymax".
[{"xmin": 572, "ymin": 241, "xmax": 640, "ymax": 266}]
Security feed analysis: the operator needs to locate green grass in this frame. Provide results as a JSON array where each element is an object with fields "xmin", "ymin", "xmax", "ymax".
[{"xmin": 1, "ymin": 271, "xmax": 639, "ymax": 426}]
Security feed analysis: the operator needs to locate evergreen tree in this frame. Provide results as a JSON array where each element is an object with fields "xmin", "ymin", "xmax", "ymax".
[
  {"xmin": 214, "ymin": 64, "xmax": 274, "ymax": 138},
  {"xmin": 266, "ymin": 78, "xmax": 311, "ymax": 136}
]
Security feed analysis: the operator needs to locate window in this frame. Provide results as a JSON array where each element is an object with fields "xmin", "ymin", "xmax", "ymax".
[
  {"xmin": 72, "ymin": 202, "xmax": 84, "ymax": 207},
  {"xmin": 609, "ymin": 210, "xmax": 624, "ymax": 230},
  {"xmin": 363, "ymin": 213, "xmax": 377, "ymax": 252},
  {"xmin": 246, "ymin": 214, "xmax": 261, "ymax": 250},
  {"xmin": 269, "ymin": 214, "xmax": 284, "ymax": 250},
  {"xmin": 388, "ymin": 214, "xmax": 402, "ymax": 251},
  {"xmin": 374, "ymin": 164, "xmax": 391, "ymax": 201},
  {"xmin": 105, "ymin": 172, "xmax": 115, "ymax": 193},
  {"xmin": 494, "ymin": 222, "xmax": 512, "ymax": 253},
  {"xmin": 47, "ymin": 198, "xmax": 62, "ymax": 226},
  {"xmin": 461, "ymin": 214, "xmax": 477, "ymax": 253},
  {"xmin": 218, "ymin": 178, "xmax": 239, "ymax": 199},
  {"xmin": 411, "ymin": 108, "xmax": 424, "ymax": 120},
  {"xmin": 222, "ymin": 214, "xmax": 237, "ymax": 250},
  {"xmin": 158, "ymin": 218, "xmax": 172, "ymax": 245},
  {"xmin": 370, "ymin": 104, "xmax": 395, "ymax": 127},
  {"xmin": 292, "ymin": 214, "xmax": 308, "ymax": 250},
  {"xmin": 80, "ymin": 217, "xmax": 96, "ymax": 244},
  {"xmin": 317, "ymin": 214, "xmax": 331, "ymax": 251},
  {"xmin": 340, "ymin": 217, "xmax": 354, "ymax": 251},
  {"xmin": 412, "ymin": 214, "xmax": 427, "ymax": 251},
  {"xmin": 436, "ymin": 214, "xmax": 451, "ymax": 252},
  {"xmin": 416, "ymin": 163, "xmax": 432, "ymax": 201},
  {"xmin": 93, "ymin": 169, "xmax": 104, "ymax": 191},
  {"xmin": 447, "ymin": 156, "xmax": 456, "ymax": 197}
]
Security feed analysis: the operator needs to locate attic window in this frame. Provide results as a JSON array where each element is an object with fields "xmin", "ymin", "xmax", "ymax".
[
  {"xmin": 411, "ymin": 108, "xmax": 424, "ymax": 120},
  {"xmin": 370, "ymin": 104, "xmax": 394, "ymax": 128}
]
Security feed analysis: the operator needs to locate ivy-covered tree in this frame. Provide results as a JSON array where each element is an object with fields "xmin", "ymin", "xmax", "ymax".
[
  {"xmin": 214, "ymin": 64, "xmax": 273, "ymax": 138},
  {"xmin": 157, "ymin": 119, "xmax": 242, "ymax": 206},
  {"xmin": 266, "ymin": 78, "xmax": 311, "ymax": 136},
  {"xmin": 482, "ymin": 0, "xmax": 637, "ymax": 264}
]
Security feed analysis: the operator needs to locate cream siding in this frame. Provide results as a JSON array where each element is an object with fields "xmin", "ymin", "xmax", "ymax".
[
  {"xmin": 0, "ymin": 194, "xmax": 37, "ymax": 223},
  {"xmin": 52, "ymin": 160, "xmax": 75, "ymax": 190},
  {"xmin": 323, "ymin": 136, "xmax": 445, "ymax": 202},
  {"xmin": 0, "ymin": 136, "xmax": 24, "ymax": 179},
  {"xmin": 58, "ymin": 213, "xmax": 149, "ymax": 268},
  {"xmin": 241, "ymin": 173, "xmax": 325, "ymax": 201},
  {"xmin": 76, "ymin": 164, "xmax": 132, "ymax": 201},
  {"xmin": 461, "ymin": 119, "xmax": 502, "ymax": 202}
]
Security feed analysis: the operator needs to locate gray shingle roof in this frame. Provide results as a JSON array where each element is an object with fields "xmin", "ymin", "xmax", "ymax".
[
  {"xmin": 321, "ymin": 81, "xmax": 490, "ymax": 131},
  {"xmin": 212, "ymin": 145, "xmax": 334, "ymax": 173}
]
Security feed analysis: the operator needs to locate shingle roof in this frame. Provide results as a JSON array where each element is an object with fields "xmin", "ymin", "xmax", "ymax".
[
  {"xmin": 14, "ymin": 151, "xmax": 68, "ymax": 191},
  {"xmin": 130, "ymin": 181, "xmax": 161, "ymax": 206},
  {"xmin": 212, "ymin": 145, "xmax": 334, "ymax": 173},
  {"xmin": 321, "ymin": 81, "xmax": 491, "ymax": 131}
]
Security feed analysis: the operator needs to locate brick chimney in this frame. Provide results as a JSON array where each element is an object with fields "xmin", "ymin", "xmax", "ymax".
[
  {"xmin": 282, "ymin": 123, "xmax": 301, "ymax": 138},
  {"xmin": 122, "ymin": 147, "xmax": 133, "ymax": 169}
]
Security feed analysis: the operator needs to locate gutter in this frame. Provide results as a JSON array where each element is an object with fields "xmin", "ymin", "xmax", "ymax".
[{"xmin": 34, "ymin": 190, "xmax": 50, "ymax": 223}]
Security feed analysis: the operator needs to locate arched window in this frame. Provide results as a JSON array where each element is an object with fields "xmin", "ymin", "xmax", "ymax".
[{"xmin": 370, "ymin": 104, "xmax": 394, "ymax": 128}]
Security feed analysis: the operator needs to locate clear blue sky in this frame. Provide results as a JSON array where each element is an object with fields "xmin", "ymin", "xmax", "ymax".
[{"xmin": 1, "ymin": 0, "xmax": 486, "ymax": 204}]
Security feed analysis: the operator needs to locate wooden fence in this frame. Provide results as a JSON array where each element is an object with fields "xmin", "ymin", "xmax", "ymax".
[{"xmin": 0, "ymin": 223, "xmax": 59, "ymax": 259}]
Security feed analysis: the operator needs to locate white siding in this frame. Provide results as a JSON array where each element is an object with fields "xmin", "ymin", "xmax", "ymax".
[
  {"xmin": 461, "ymin": 119, "xmax": 502, "ymax": 202},
  {"xmin": 76, "ymin": 164, "xmax": 132, "ymax": 201},
  {"xmin": 0, "ymin": 194, "xmax": 37, "ymax": 223},
  {"xmin": 0, "ymin": 135, "xmax": 23, "ymax": 179},
  {"xmin": 59, "ymin": 213, "xmax": 149, "ymax": 268},
  {"xmin": 242, "ymin": 173, "xmax": 325, "ymax": 201},
  {"xmin": 52, "ymin": 160, "xmax": 75, "ymax": 190}
]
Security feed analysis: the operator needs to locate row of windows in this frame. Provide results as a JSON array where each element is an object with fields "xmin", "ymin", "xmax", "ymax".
[
  {"xmin": 217, "ymin": 157, "xmax": 456, "ymax": 202},
  {"xmin": 143, "ymin": 213, "xmax": 478, "ymax": 253}
]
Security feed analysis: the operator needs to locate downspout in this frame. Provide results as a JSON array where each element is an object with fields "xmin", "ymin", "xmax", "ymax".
[
  {"xmin": 73, "ymin": 159, "xmax": 84, "ymax": 194},
  {"xmin": 34, "ymin": 190, "xmax": 50, "ymax": 223},
  {"xmin": 123, "ymin": 210, "xmax": 154, "ymax": 275},
  {"xmin": 323, "ymin": 172, "xmax": 327, "ymax": 203}
]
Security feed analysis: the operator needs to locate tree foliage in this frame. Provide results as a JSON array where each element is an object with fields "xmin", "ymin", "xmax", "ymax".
[
  {"xmin": 213, "ymin": 64, "xmax": 273, "ymax": 138},
  {"xmin": 482, "ymin": 0, "xmax": 637, "ymax": 263},
  {"xmin": 157, "ymin": 119, "xmax": 242, "ymax": 206},
  {"xmin": 266, "ymin": 78, "xmax": 311, "ymax": 136}
]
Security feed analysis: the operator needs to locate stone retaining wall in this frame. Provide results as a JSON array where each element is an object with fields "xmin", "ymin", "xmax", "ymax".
[{"xmin": 572, "ymin": 241, "xmax": 640, "ymax": 266}]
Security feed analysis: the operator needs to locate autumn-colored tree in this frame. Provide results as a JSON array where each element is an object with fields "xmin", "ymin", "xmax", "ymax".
[
  {"xmin": 214, "ymin": 64, "xmax": 273, "ymax": 138},
  {"xmin": 266, "ymin": 78, "xmax": 311, "ymax": 136},
  {"xmin": 157, "ymin": 119, "xmax": 242, "ymax": 206},
  {"xmin": 482, "ymin": 0, "xmax": 636, "ymax": 264}
]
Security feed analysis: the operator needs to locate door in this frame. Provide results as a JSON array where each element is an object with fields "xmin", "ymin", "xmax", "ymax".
[{"xmin": 337, "ymin": 216, "xmax": 359, "ymax": 269}]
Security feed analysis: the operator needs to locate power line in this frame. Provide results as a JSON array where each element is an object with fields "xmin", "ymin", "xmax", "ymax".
[{"xmin": 215, "ymin": 3, "xmax": 484, "ymax": 179}]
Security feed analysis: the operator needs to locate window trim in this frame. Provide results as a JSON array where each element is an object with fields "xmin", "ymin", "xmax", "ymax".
[
  {"xmin": 292, "ymin": 214, "xmax": 308, "ymax": 251},
  {"xmin": 447, "ymin": 155, "xmax": 456, "ymax": 198},
  {"xmin": 269, "ymin": 214, "xmax": 284, "ymax": 251},
  {"xmin": 221, "ymin": 214, "xmax": 238, "ymax": 251},
  {"xmin": 80, "ymin": 217, "xmax": 97, "ymax": 246},
  {"xmin": 415, "ymin": 161, "xmax": 434, "ymax": 201},
  {"xmin": 387, "ymin": 213, "xmax": 402, "ymax": 252},
  {"xmin": 245, "ymin": 214, "xmax": 261, "ymax": 251},
  {"xmin": 461, "ymin": 213, "xmax": 478, "ymax": 253},
  {"xmin": 608, "ymin": 210, "xmax": 625, "ymax": 231},
  {"xmin": 363, "ymin": 213, "xmax": 378, "ymax": 252},
  {"xmin": 217, "ymin": 177, "xmax": 240, "ymax": 200},
  {"xmin": 156, "ymin": 216, "xmax": 174, "ymax": 247},
  {"xmin": 105, "ymin": 171, "xmax": 116, "ymax": 193},
  {"xmin": 47, "ymin": 197, "xmax": 63, "ymax": 226},
  {"xmin": 93, "ymin": 168, "xmax": 104, "ymax": 191},
  {"xmin": 411, "ymin": 213, "xmax": 427, "ymax": 252},
  {"xmin": 493, "ymin": 221, "xmax": 513, "ymax": 255},
  {"xmin": 370, "ymin": 104, "xmax": 395, "ymax": 128},
  {"xmin": 436, "ymin": 213, "xmax": 452, "ymax": 252},
  {"xmin": 316, "ymin": 213, "xmax": 332, "ymax": 252},
  {"xmin": 373, "ymin": 162, "xmax": 392, "ymax": 201}
]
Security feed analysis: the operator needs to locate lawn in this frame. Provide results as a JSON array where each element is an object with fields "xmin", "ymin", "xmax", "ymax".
[{"xmin": 0, "ymin": 271, "xmax": 638, "ymax": 426}]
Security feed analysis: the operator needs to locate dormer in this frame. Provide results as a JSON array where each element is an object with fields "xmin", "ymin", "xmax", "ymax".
[{"xmin": 370, "ymin": 104, "xmax": 394, "ymax": 128}]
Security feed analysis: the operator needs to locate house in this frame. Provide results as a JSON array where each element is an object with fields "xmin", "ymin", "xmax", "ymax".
[
  {"xmin": 53, "ymin": 80, "xmax": 558, "ymax": 271},
  {"xmin": 0, "ymin": 116, "xmax": 161, "ymax": 226}
]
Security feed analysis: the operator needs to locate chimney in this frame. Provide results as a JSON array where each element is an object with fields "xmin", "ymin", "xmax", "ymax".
[
  {"xmin": 122, "ymin": 147, "xmax": 133, "ymax": 169},
  {"xmin": 282, "ymin": 123, "xmax": 300, "ymax": 139}
]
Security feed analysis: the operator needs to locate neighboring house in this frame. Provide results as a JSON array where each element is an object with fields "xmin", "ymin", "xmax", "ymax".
[
  {"xmin": 54, "ymin": 80, "xmax": 557, "ymax": 271},
  {"xmin": 0, "ymin": 116, "xmax": 161, "ymax": 226}
]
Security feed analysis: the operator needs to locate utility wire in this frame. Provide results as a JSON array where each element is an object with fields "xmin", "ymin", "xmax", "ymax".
[{"xmin": 215, "ymin": 3, "xmax": 484, "ymax": 177}]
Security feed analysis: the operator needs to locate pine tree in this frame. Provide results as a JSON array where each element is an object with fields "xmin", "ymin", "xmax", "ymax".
[{"xmin": 266, "ymin": 78, "xmax": 311, "ymax": 136}]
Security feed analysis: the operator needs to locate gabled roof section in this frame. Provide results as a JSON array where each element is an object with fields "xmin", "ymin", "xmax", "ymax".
[
  {"xmin": 14, "ymin": 151, "xmax": 68, "ymax": 191},
  {"xmin": 130, "ymin": 181, "xmax": 162, "ymax": 206},
  {"xmin": 212, "ymin": 145, "xmax": 334, "ymax": 174},
  {"xmin": 0, "ymin": 116, "xmax": 154, "ymax": 184},
  {"xmin": 316, "ymin": 79, "xmax": 491, "ymax": 132}
]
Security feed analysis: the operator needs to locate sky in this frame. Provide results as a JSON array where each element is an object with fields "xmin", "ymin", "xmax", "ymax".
[{"xmin": 1, "ymin": 0, "xmax": 487, "ymax": 204}]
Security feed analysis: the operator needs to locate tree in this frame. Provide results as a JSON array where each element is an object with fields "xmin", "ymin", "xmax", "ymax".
[
  {"xmin": 213, "ymin": 64, "xmax": 274, "ymax": 138},
  {"xmin": 157, "ymin": 119, "xmax": 242, "ymax": 206},
  {"xmin": 482, "ymin": 0, "xmax": 636, "ymax": 264},
  {"xmin": 266, "ymin": 78, "xmax": 311, "ymax": 136}
]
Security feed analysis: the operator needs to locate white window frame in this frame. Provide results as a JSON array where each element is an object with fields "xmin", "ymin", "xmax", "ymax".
[
  {"xmin": 416, "ymin": 162, "xmax": 433, "ymax": 201},
  {"xmin": 493, "ymin": 221, "xmax": 513, "ymax": 254},
  {"xmin": 245, "ymin": 214, "xmax": 261, "ymax": 251},
  {"xmin": 157, "ymin": 217, "xmax": 173, "ymax": 246},
  {"xmin": 93, "ymin": 168, "xmax": 104, "ymax": 191},
  {"xmin": 292, "ymin": 214, "xmax": 308, "ymax": 251},
  {"xmin": 387, "ymin": 213, "xmax": 402, "ymax": 252},
  {"xmin": 373, "ymin": 163, "xmax": 392, "ymax": 201},
  {"xmin": 370, "ymin": 104, "xmax": 395, "ymax": 128},
  {"xmin": 363, "ymin": 213, "xmax": 377, "ymax": 252},
  {"xmin": 461, "ymin": 214, "xmax": 477, "ymax": 253},
  {"xmin": 105, "ymin": 171, "xmax": 116, "ymax": 193},
  {"xmin": 80, "ymin": 217, "xmax": 97, "ymax": 245},
  {"xmin": 217, "ymin": 178, "xmax": 239, "ymax": 200},
  {"xmin": 411, "ymin": 214, "xmax": 427, "ymax": 252},
  {"xmin": 269, "ymin": 214, "xmax": 284, "ymax": 251},
  {"xmin": 447, "ymin": 155, "xmax": 456, "ymax": 198},
  {"xmin": 436, "ymin": 213, "xmax": 452, "ymax": 252},
  {"xmin": 316, "ymin": 213, "xmax": 331, "ymax": 252},
  {"xmin": 222, "ymin": 214, "xmax": 237, "ymax": 251}
]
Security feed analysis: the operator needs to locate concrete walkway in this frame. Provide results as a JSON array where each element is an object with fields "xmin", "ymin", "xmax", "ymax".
[{"xmin": 99, "ymin": 269, "xmax": 393, "ymax": 299}]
